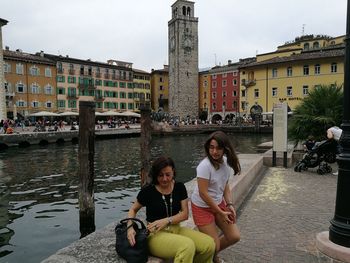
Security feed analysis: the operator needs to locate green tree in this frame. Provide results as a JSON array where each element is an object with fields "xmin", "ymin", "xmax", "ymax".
[{"xmin": 288, "ymin": 84, "xmax": 343, "ymax": 142}]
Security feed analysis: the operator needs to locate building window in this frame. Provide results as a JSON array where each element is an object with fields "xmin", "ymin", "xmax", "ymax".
[
  {"xmin": 233, "ymin": 101, "xmax": 237, "ymax": 109},
  {"xmin": 159, "ymin": 85, "xmax": 164, "ymax": 91},
  {"xmin": 222, "ymin": 73, "xmax": 227, "ymax": 78},
  {"xmin": 303, "ymin": 85, "xmax": 309, "ymax": 96},
  {"xmin": 212, "ymin": 81, "xmax": 217, "ymax": 88},
  {"xmin": 68, "ymin": 76, "xmax": 76, "ymax": 83},
  {"xmin": 18, "ymin": 100, "xmax": 25, "ymax": 107},
  {"xmin": 233, "ymin": 79, "xmax": 237, "ymax": 86},
  {"xmin": 233, "ymin": 71, "xmax": 238, "ymax": 76},
  {"xmin": 45, "ymin": 85, "xmax": 53, "ymax": 95},
  {"xmin": 222, "ymin": 80, "xmax": 227, "ymax": 87},
  {"xmin": 331, "ymin": 63, "xmax": 337, "ymax": 73},
  {"xmin": 254, "ymin": 89, "xmax": 259, "ymax": 98},
  {"xmin": 304, "ymin": 43, "xmax": 310, "ymax": 50},
  {"xmin": 4, "ymin": 63, "xmax": 11, "ymax": 73},
  {"xmin": 57, "ymin": 87, "xmax": 65, "ymax": 95},
  {"xmin": 212, "ymin": 103, "xmax": 216, "ymax": 110},
  {"xmin": 232, "ymin": 90, "xmax": 237, "ymax": 97},
  {"xmin": 120, "ymin": 92, "xmax": 126, "ymax": 98},
  {"xmin": 313, "ymin": 42, "xmax": 320, "ymax": 49},
  {"xmin": 287, "ymin": 86, "xmax": 293, "ymax": 96},
  {"xmin": 68, "ymin": 100, "xmax": 77, "ymax": 108},
  {"xmin": 314, "ymin": 64, "xmax": 321, "ymax": 75},
  {"xmin": 16, "ymin": 63, "xmax": 24, "ymax": 75},
  {"xmin": 30, "ymin": 66, "xmax": 40, "ymax": 76},
  {"xmin": 222, "ymin": 91, "xmax": 227, "ymax": 98},
  {"xmin": 212, "ymin": 92, "xmax": 216, "ymax": 99},
  {"xmin": 159, "ymin": 77, "xmax": 163, "ymax": 82},
  {"xmin": 32, "ymin": 84, "xmax": 40, "ymax": 94},
  {"xmin": 45, "ymin": 67, "xmax": 52, "ymax": 77},
  {"xmin": 17, "ymin": 83, "xmax": 25, "ymax": 93},
  {"xmin": 303, "ymin": 65, "xmax": 309, "ymax": 75},
  {"xmin": 272, "ymin": 68, "xmax": 277, "ymax": 78},
  {"xmin": 57, "ymin": 75, "xmax": 65, "ymax": 82},
  {"xmin": 212, "ymin": 74, "xmax": 217, "ymax": 79},
  {"xmin": 57, "ymin": 100, "xmax": 66, "ymax": 108},
  {"xmin": 46, "ymin": 101, "xmax": 52, "ymax": 108},
  {"xmin": 287, "ymin": 67, "xmax": 292, "ymax": 77},
  {"xmin": 203, "ymin": 92, "xmax": 207, "ymax": 99},
  {"xmin": 32, "ymin": 101, "xmax": 40, "ymax": 108},
  {"xmin": 241, "ymin": 90, "xmax": 246, "ymax": 97},
  {"xmin": 272, "ymin": 87, "xmax": 277, "ymax": 97},
  {"xmin": 204, "ymin": 80, "xmax": 208, "ymax": 87}
]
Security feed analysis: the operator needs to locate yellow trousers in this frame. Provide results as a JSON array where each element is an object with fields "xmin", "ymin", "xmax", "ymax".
[{"xmin": 148, "ymin": 224, "xmax": 215, "ymax": 263}]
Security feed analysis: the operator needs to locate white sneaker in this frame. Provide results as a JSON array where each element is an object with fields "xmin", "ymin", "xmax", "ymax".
[{"xmin": 332, "ymin": 171, "xmax": 338, "ymax": 175}]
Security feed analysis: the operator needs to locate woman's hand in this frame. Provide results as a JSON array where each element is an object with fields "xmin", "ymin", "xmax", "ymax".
[
  {"xmin": 147, "ymin": 218, "xmax": 168, "ymax": 233},
  {"xmin": 226, "ymin": 204, "xmax": 236, "ymax": 224},
  {"xmin": 127, "ymin": 226, "xmax": 137, "ymax": 246}
]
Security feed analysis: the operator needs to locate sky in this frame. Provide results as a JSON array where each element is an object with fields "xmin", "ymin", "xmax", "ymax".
[{"xmin": 0, "ymin": 0, "xmax": 347, "ymax": 72}]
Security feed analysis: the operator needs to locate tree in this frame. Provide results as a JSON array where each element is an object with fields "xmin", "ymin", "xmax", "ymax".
[{"xmin": 288, "ymin": 84, "xmax": 343, "ymax": 142}]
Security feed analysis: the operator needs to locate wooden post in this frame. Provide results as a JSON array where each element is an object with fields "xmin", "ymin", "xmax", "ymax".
[
  {"xmin": 78, "ymin": 101, "xmax": 96, "ymax": 238},
  {"xmin": 140, "ymin": 102, "xmax": 152, "ymax": 187}
]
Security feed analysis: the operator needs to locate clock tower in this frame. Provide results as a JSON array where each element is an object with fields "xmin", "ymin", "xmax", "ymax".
[{"xmin": 168, "ymin": 0, "xmax": 198, "ymax": 120}]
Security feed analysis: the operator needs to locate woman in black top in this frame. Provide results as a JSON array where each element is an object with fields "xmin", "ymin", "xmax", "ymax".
[{"xmin": 127, "ymin": 156, "xmax": 215, "ymax": 263}]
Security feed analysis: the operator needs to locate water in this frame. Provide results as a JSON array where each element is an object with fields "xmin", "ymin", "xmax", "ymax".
[{"xmin": 0, "ymin": 133, "xmax": 271, "ymax": 262}]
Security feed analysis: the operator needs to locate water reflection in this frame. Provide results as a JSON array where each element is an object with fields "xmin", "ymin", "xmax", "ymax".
[{"xmin": 0, "ymin": 133, "xmax": 271, "ymax": 262}]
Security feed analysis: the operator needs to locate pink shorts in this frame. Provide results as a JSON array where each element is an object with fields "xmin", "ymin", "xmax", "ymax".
[{"xmin": 191, "ymin": 200, "xmax": 233, "ymax": 226}]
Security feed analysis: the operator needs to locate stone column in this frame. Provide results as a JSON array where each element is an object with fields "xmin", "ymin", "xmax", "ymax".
[{"xmin": 0, "ymin": 18, "xmax": 8, "ymax": 121}]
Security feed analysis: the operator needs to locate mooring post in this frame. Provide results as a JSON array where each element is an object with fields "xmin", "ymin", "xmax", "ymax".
[
  {"xmin": 140, "ymin": 102, "xmax": 152, "ymax": 187},
  {"xmin": 78, "ymin": 101, "xmax": 96, "ymax": 238}
]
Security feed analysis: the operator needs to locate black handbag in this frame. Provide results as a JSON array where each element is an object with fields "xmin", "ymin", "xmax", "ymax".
[{"xmin": 115, "ymin": 218, "xmax": 149, "ymax": 263}]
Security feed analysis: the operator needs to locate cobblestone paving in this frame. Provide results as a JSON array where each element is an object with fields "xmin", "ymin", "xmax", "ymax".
[{"xmin": 220, "ymin": 166, "xmax": 345, "ymax": 263}]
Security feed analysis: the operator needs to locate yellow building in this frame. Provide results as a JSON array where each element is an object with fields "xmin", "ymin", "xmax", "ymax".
[
  {"xmin": 150, "ymin": 66, "xmax": 169, "ymax": 112},
  {"xmin": 3, "ymin": 48, "xmax": 57, "ymax": 118},
  {"xmin": 239, "ymin": 35, "xmax": 345, "ymax": 114},
  {"xmin": 133, "ymin": 69, "xmax": 151, "ymax": 111},
  {"xmin": 198, "ymin": 69, "xmax": 211, "ymax": 117}
]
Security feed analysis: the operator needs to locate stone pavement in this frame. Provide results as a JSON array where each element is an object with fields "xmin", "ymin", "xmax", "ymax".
[{"xmin": 219, "ymin": 165, "xmax": 345, "ymax": 263}]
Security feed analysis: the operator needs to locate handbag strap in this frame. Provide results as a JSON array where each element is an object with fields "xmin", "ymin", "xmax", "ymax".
[{"xmin": 120, "ymin": 218, "xmax": 146, "ymax": 230}]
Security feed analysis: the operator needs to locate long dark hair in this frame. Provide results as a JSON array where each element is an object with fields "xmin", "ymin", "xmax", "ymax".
[
  {"xmin": 204, "ymin": 131, "xmax": 241, "ymax": 175},
  {"xmin": 150, "ymin": 156, "xmax": 176, "ymax": 185}
]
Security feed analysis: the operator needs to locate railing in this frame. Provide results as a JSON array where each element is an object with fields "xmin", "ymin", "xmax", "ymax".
[
  {"xmin": 241, "ymin": 79, "xmax": 256, "ymax": 87},
  {"xmin": 95, "ymin": 72, "xmax": 101, "ymax": 78},
  {"xmin": 69, "ymin": 69, "xmax": 75, "ymax": 75},
  {"xmin": 78, "ymin": 84, "xmax": 95, "ymax": 90},
  {"xmin": 66, "ymin": 94, "xmax": 79, "ymax": 99},
  {"xmin": 94, "ymin": 95, "xmax": 105, "ymax": 101},
  {"xmin": 57, "ymin": 68, "xmax": 64, "ymax": 74}
]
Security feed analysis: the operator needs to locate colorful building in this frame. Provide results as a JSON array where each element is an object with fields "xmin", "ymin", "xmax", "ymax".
[
  {"xmin": 44, "ymin": 54, "xmax": 134, "ymax": 113},
  {"xmin": 132, "ymin": 69, "xmax": 151, "ymax": 111},
  {"xmin": 198, "ymin": 68, "xmax": 210, "ymax": 120},
  {"xmin": 239, "ymin": 35, "xmax": 345, "ymax": 115},
  {"xmin": 208, "ymin": 60, "xmax": 241, "ymax": 122},
  {"xmin": 150, "ymin": 66, "xmax": 169, "ymax": 112},
  {"xmin": 3, "ymin": 48, "xmax": 57, "ymax": 117}
]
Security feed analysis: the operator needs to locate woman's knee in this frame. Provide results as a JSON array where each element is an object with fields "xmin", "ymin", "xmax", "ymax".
[{"xmin": 227, "ymin": 230, "xmax": 240, "ymax": 245}]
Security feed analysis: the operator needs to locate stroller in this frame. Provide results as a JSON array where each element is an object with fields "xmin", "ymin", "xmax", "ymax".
[{"xmin": 294, "ymin": 139, "xmax": 339, "ymax": 174}]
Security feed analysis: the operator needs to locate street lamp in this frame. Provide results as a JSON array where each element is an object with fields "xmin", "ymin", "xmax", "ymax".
[{"xmin": 328, "ymin": 0, "xmax": 350, "ymax": 247}]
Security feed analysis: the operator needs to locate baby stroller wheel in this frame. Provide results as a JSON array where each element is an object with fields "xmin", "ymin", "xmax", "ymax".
[
  {"xmin": 317, "ymin": 168, "xmax": 325, "ymax": 175},
  {"xmin": 325, "ymin": 166, "xmax": 332, "ymax": 173}
]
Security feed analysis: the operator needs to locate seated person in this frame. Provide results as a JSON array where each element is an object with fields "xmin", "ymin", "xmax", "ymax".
[{"xmin": 303, "ymin": 135, "xmax": 316, "ymax": 151}]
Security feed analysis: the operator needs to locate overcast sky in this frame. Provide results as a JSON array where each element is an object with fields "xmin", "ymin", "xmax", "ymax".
[{"xmin": 1, "ymin": 0, "xmax": 347, "ymax": 72}]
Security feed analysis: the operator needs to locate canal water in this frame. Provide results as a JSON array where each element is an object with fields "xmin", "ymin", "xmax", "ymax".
[{"xmin": 0, "ymin": 133, "xmax": 271, "ymax": 262}]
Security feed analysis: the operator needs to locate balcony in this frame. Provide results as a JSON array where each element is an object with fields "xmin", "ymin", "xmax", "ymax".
[
  {"xmin": 57, "ymin": 68, "xmax": 64, "ymax": 74},
  {"xmin": 241, "ymin": 79, "xmax": 256, "ymax": 87},
  {"xmin": 69, "ymin": 69, "xmax": 75, "ymax": 75},
  {"xmin": 66, "ymin": 93, "xmax": 79, "ymax": 99},
  {"xmin": 95, "ymin": 72, "xmax": 101, "ymax": 78},
  {"xmin": 94, "ymin": 95, "xmax": 105, "ymax": 102},
  {"xmin": 78, "ymin": 84, "xmax": 95, "ymax": 90},
  {"xmin": 104, "ymin": 73, "xmax": 110, "ymax": 79},
  {"xmin": 5, "ymin": 92, "xmax": 15, "ymax": 97},
  {"xmin": 111, "ymin": 74, "xmax": 117, "ymax": 80}
]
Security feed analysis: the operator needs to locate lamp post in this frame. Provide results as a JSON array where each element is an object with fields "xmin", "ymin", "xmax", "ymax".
[{"xmin": 329, "ymin": 0, "xmax": 350, "ymax": 247}]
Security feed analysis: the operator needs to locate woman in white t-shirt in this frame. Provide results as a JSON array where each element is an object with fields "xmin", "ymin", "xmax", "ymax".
[{"xmin": 191, "ymin": 131, "xmax": 241, "ymax": 263}]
